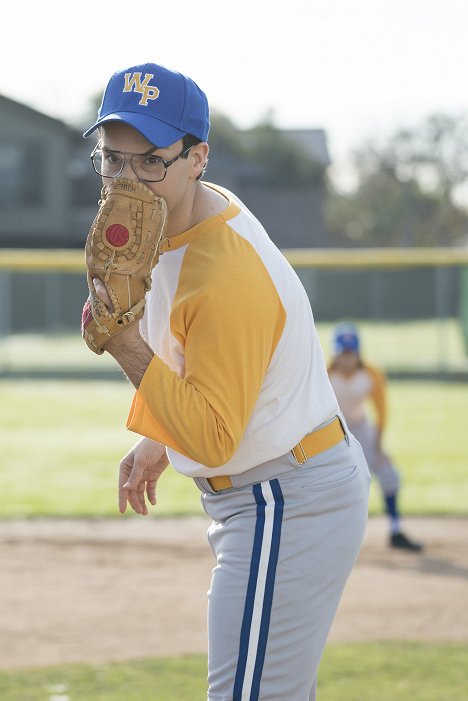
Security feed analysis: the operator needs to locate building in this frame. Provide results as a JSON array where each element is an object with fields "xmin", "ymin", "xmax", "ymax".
[
  {"xmin": 0, "ymin": 94, "xmax": 331, "ymax": 249},
  {"xmin": 0, "ymin": 95, "xmax": 100, "ymax": 248}
]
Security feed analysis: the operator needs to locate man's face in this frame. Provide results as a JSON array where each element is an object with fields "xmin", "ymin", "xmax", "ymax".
[{"xmin": 97, "ymin": 122, "xmax": 193, "ymax": 212}]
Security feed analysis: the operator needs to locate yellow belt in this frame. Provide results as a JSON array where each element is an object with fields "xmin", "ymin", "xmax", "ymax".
[{"xmin": 207, "ymin": 416, "xmax": 346, "ymax": 492}]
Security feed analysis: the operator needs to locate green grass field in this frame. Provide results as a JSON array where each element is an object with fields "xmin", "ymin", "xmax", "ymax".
[
  {"xmin": 0, "ymin": 319, "xmax": 467, "ymax": 374},
  {"xmin": 1, "ymin": 377, "xmax": 466, "ymax": 517},
  {"xmin": 1, "ymin": 329, "xmax": 467, "ymax": 700},
  {"xmin": 316, "ymin": 318, "xmax": 468, "ymax": 373},
  {"xmin": 0, "ymin": 643, "xmax": 466, "ymax": 701}
]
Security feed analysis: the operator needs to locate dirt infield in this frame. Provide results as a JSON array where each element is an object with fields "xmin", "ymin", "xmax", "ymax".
[{"xmin": 1, "ymin": 515, "xmax": 467, "ymax": 669}]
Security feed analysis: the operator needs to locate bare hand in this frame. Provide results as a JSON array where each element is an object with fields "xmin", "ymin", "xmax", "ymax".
[{"xmin": 119, "ymin": 438, "xmax": 169, "ymax": 515}]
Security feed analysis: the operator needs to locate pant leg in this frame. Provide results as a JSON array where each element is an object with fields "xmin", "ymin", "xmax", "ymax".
[
  {"xmin": 203, "ymin": 436, "xmax": 370, "ymax": 701},
  {"xmin": 350, "ymin": 419, "xmax": 400, "ymax": 495}
]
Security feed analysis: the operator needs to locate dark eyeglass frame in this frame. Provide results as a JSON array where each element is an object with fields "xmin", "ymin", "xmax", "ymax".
[{"xmin": 90, "ymin": 144, "xmax": 194, "ymax": 182}]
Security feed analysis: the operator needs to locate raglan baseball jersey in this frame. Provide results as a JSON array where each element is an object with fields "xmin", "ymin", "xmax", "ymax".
[
  {"xmin": 328, "ymin": 363, "xmax": 387, "ymax": 430},
  {"xmin": 127, "ymin": 183, "xmax": 339, "ymax": 478}
]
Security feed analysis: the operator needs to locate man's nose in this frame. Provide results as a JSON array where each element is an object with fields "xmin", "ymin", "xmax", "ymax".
[{"xmin": 120, "ymin": 156, "xmax": 139, "ymax": 180}]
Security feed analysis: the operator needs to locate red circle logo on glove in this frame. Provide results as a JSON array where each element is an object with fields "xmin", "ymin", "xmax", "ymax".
[{"xmin": 105, "ymin": 224, "xmax": 130, "ymax": 247}]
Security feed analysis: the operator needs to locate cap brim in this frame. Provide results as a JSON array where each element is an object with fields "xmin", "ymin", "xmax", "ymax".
[{"xmin": 83, "ymin": 111, "xmax": 186, "ymax": 148}]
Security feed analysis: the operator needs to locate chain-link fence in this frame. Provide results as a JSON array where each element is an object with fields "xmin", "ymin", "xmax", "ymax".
[{"xmin": 1, "ymin": 247, "xmax": 467, "ymax": 376}]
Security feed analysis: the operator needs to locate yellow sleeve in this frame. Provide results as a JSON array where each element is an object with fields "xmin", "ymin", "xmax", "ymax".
[
  {"xmin": 366, "ymin": 365, "xmax": 387, "ymax": 430},
  {"xmin": 127, "ymin": 231, "xmax": 286, "ymax": 467}
]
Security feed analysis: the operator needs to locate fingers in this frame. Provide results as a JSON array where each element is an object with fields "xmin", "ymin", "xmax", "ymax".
[
  {"xmin": 118, "ymin": 440, "xmax": 165, "ymax": 516},
  {"xmin": 146, "ymin": 479, "xmax": 157, "ymax": 506},
  {"xmin": 119, "ymin": 477, "xmax": 143, "ymax": 516},
  {"xmin": 118, "ymin": 478, "xmax": 130, "ymax": 515},
  {"xmin": 93, "ymin": 277, "xmax": 114, "ymax": 312},
  {"xmin": 119, "ymin": 458, "xmax": 150, "ymax": 516},
  {"xmin": 118, "ymin": 457, "xmax": 141, "ymax": 514},
  {"xmin": 126, "ymin": 482, "xmax": 148, "ymax": 516},
  {"xmin": 137, "ymin": 483, "xmax": 149, "ymax": 515}
]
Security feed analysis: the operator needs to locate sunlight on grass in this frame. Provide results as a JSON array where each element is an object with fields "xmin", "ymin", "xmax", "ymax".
[
  {"xmin": 1, "ymin": 378, "xmax": 467, "ymax": 517},
  {"xmin": 1, "ymin": 379, "xmax": 203, "ymax": 517},
  {"xmin": 1, "ymin": 319, "xmax": 467, "ymax": 374},
  {"xmin": 0, "ymin": 643, "xmax": 467, "ymax": 701},
  {"xmin": 0, "ymin": 333, "xmax": 116, "ymax": 371},
  {"xmin": 316, "ymin": 318, "xmax": 468, "ymax": 372}
]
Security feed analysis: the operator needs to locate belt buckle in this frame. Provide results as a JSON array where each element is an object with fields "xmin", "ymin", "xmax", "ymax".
[{"xmin": 292, "ymin": 440, "xmax": 308, "ymax": 466}]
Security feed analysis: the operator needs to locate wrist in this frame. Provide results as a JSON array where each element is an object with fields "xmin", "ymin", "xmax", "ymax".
[
  {"xmin": 105, "ymin": 325, "xmax": 154, "ymax": 389},
  {"xmin": 105, "ymin": 323, "xmax": 143, "ymax": 355}
]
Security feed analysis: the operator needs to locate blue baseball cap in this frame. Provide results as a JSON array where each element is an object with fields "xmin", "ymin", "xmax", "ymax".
[
  {"xmin": 83, "ymin": 62, "xmax": 210, "ymax": 147},
  {"xmin": 332, "ymin": 323, "xmax": 360, "ymax": 355}
]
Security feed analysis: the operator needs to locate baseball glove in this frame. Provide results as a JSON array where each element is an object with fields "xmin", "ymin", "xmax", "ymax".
[{"xmin": 81, "ymin": 177, "xmax": 168, "ymax": 355}]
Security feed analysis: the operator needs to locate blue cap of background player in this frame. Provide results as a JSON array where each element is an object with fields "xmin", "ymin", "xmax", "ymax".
[
  {"xmin": 83, "ymin": 62, "xmax": 210, "ymax": 147},
  {"xmin": 333, "ymin": 324, "xmax": 360, "ymax": 355}
]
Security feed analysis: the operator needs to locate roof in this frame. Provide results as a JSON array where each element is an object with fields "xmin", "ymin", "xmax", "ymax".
[
  {"xmin": 0, "ymin": 94, "xmax": 72, "ymax": 133},
  {"xmin": 282, "ymin": 128, "xmax": 331, "ymax": 166}
]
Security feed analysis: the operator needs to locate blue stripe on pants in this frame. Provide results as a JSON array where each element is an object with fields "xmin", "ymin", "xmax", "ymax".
[{"xmin": 233, "ymin": 478, "xmax": 284, "ymax": 701}]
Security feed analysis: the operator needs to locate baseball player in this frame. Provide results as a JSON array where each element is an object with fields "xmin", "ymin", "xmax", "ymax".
[
  {"xmin": 82, "ymin": 61, "xmax": 371, "ymax": 700},
  {"xmin": 328, "ymin": 323, "xmax": 423, "ymax": 552}
]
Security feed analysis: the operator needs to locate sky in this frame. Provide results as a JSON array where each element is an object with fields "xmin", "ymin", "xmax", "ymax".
[{"xmin": 2, "ymin": 0, "xmax": 468, "ymax": 188}]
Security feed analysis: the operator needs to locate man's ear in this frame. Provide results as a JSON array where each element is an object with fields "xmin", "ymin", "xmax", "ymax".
[{"xmin": 191, "ymin": 142, "xmax": 209, "ymax": 178}]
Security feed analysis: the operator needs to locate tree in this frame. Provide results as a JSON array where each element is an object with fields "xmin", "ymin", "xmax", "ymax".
[
  {"xmin": 240, "ymin": 117, "xmax": 326, "ymax": 187},
  {"xmin": 326, "ymin": 113, "xmax": 468, "ymax": 246}
]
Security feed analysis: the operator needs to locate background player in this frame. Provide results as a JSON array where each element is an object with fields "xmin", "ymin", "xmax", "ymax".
[{"xmin": 328, "ymin": 323, "xmax": 423, "ymax": 552}]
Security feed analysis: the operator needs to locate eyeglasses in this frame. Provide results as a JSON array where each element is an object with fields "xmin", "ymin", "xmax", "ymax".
[{"xmin": 90, "ymin": 144, "xmax": 193, "ymax": 182}]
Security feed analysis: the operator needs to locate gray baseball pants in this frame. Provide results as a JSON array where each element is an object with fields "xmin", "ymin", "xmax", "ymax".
[{"xmin": 194, "ymin": 428, "xmax": 370, "ymax": 701}]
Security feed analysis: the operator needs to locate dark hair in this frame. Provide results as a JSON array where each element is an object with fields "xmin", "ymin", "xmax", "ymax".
[
  {"xmin": 182, "ymin": 134, "xmax": 208, "ymax": 180},
  {"xmin": 182, "ymin": 134, "xmax": 202, "ymax": 151}
]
